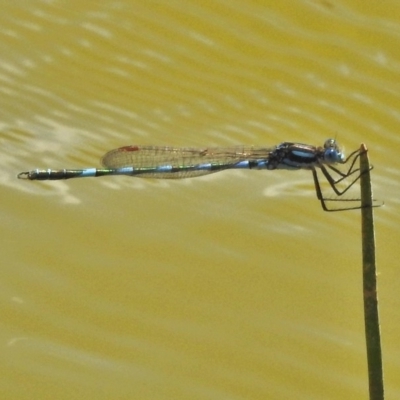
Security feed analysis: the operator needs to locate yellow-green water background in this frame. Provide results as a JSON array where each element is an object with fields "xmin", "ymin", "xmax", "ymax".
[{"xmin": 2, "ymin": 1, "xmax": 399, "ymax": 399}]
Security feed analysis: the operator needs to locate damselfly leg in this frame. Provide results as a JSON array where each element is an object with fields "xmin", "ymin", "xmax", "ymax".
[
  {"xmin": 320, "ymin": 148, "xmax": 364, "ymax": 196},
  {"xmin": 312, "ymin": 148, "xmax": 379, "ymax": 212}
]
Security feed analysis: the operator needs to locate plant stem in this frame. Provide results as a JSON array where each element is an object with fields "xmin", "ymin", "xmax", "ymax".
[{"xmin": 359, "ymin": 144, "xmax": 384, "ymax": 400}]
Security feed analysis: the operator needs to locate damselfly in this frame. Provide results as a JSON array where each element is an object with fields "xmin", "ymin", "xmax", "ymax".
[{"xmin": 17, "ymin": 139, "xmax": 378, "ymax": 212}]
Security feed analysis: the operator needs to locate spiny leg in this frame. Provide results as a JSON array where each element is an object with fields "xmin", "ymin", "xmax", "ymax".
[
  {"xmin": 324, "ymin": 148, "xmax": 364, "ymax": 186},
  {"xmin": 337, "ymin": 148, "xmax": 362, "ymax": 177},
  {"xmin": 311, "ymin": 167, "xmax": 382, "ymax": 212},
  {"xmin": 323, "ymin": 148, "xmax": 362, "ymax": 184},
  {"xmin": 324, "ymin": 147, "xmax": 373, "ymax": 185},
  {"xmin": 310, "ymin": 168, "xmax": 364, "ymax": 211},
  {"xmin": 319, "ymin": 163, "xmax": 364, "ymax": 196},
  {"xmin": 319, "ymin": 146, "xmax": 374, "ymax": 196}
]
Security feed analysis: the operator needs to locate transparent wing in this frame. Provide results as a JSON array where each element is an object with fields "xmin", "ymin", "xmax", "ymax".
[{"xmin": 101, "ymin": 145, "xmax": 276, "ymax": 179}]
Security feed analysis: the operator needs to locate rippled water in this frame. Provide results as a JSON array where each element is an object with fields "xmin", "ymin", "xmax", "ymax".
[{"xmin": 2, "ymin": 1, "xmax": 400, "ymax": 399}]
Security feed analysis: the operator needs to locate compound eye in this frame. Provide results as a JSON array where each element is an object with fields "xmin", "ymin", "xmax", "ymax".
[{"xmin": 324, "ymin": 147, "xmax": 344, "ymax": 163}]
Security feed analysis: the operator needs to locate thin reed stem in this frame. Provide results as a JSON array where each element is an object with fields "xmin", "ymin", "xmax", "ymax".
[{"xmin": 359, "ymin": 144, "xmax": 384, "ymax": 400}]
